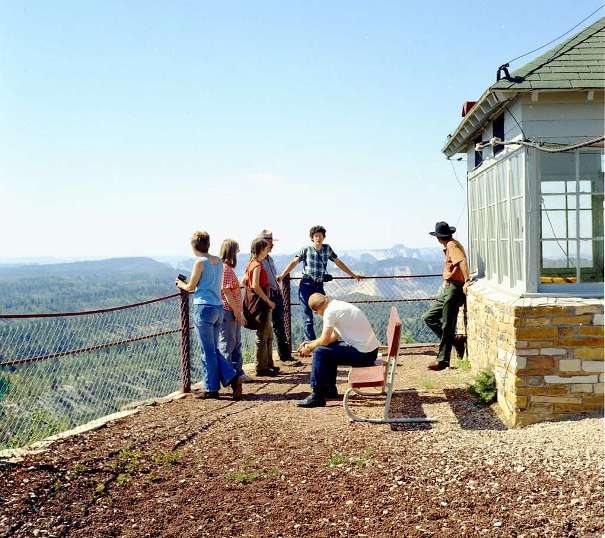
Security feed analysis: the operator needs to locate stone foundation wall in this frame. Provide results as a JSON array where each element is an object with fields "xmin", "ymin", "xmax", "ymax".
[{"xmin": 465, "ymin": 282, "xmax": 604, "ymax": 426}]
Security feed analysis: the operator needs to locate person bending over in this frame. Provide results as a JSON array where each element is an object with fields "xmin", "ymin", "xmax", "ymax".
[
  {"xmin": 296, "ymin": 293, "xmax": 381, "ymax": 408},
  {"xmin": 279, "ymin": 225, "xmax": 361, "ymax": 343}
]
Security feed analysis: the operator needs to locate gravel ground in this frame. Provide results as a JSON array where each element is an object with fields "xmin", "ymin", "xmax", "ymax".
[{"xmin": 0, "ymin": 348, "xmax": 602, "ymax": 538}]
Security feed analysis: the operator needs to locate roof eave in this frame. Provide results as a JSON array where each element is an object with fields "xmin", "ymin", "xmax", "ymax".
[{"xmin": 442, "ymin": 89, "xmax": 516, "ymax": 157}]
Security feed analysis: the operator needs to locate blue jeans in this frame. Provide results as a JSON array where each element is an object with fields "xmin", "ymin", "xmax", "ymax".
[
  {"xmin": 193, "ymin": 304, "xmax": 237, "ymax": 392},
  {"xmin": 218, "ymin": 309, "xmax": 243, "ymax": 377},
  {"xmin": 310, "ymin": 341, "xmax": 378, "ymax": 395},
  {"xmin": 298, "ymin": 277, "xmax": 325, "ymax": 341}
]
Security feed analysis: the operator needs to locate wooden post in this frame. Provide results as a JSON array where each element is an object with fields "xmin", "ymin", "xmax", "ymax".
[
  {"xmin": 281, "ymin": 274, "xmax": 292, "ymax": 356},
  {"xmin": 179, "ymin": 290, "xmax": 191, "ymax": 393}
]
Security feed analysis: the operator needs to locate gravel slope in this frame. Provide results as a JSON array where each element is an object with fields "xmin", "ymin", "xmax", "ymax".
[{"xmin": 0, "ymin": 351, "xmax": 602, "ymax": 537}]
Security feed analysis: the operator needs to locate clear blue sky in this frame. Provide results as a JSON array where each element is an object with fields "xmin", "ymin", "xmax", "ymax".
[{"xmin": 1, "ymin": 1, "xmax": 602, "ymax": 258}]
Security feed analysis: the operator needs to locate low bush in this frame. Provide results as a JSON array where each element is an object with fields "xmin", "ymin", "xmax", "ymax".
[{"xmin": 468, "ymin": 370, "xmax": 496, "ymax": 405}]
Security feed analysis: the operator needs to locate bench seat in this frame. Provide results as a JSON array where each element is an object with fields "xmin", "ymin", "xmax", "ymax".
[{"xmin": 349, "ymin": 364, "xmax": 384, "ymax": 389}]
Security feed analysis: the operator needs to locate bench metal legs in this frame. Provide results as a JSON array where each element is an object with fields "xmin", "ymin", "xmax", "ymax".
[{"xmin": 343, "ymin": 387, "xmax": 437, "ymax": 424}]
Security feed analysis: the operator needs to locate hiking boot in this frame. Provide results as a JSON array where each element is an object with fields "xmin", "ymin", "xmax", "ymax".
[
  {"xmin": 296, "ymin": 393, "xmax": 326, "ymax": 408},
  {"xmin": 256, "ymin": 369, "xmax": 278, "ymax": 377},
  {"xmin": 281, "ymin": 357, "xmax": 303, "ymax": 366},
  {"xmin": 195, "ymin": 391, "xmax": 220, "ymax": 399},
  {"xmin": 453, "ymin": 335, "xmax": 466, "ymax": 358},
  {"xmin": 325, "ymin": 387, "xmax": 339, "ymax": 399},
  {"xmin": 231, "ymin": 376, "xmax": 243, "ymax": 401},
  {"xmin": 427, "ymin": 361, "xmax": 449, "ymax": 371}
]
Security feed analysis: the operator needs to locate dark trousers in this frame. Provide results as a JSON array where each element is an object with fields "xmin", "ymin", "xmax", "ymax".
[
  {"xmin": 298, "ymin": 277, "xmax": 325, "ymax": 341},
  {"xmin": 270, "ymin": 289, "xmax": 290, "ymax": 360},
  {"xmin": 310, "ymin": 341, "xmax": 378, "ymax": 395},
  {"xmin": 422, "ymin": 281, "xmax": 465, "ymax": 365}
]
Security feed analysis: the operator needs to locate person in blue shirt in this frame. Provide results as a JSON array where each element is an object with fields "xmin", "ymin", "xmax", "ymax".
[
  {"xmin": 279, "ymin": 225, "xmax": 361, "ymax": 342},
  {"xmin": 176, "ymin": 231, "xmax": 242, "ymax": 400}
]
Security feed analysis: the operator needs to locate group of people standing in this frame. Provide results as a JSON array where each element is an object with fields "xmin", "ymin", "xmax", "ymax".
[{"xmin": 176, "ymin": 221, "xmax": 469, "ymax": 404}]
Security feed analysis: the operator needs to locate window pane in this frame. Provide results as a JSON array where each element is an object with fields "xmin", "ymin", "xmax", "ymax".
[
  {"xmin": 567, "ymin": 181, "xmax": 577, "ymax": 193},
  {"xmin": 542, "ymin": 181, "xmax": 565, "ymax": 194},
  {"xmin": 511, "ymin": 153, "xmax": 523, "ymax": 196},
  {"xmin": 567, "ymin": 210, "xmax": 577, "ymax": 238},
  {"xmin": 541, "ymin": 210, "xmax": 566, "ymax": 238},
  {"xmin": 512, "ymin": 240, "xmax": 523, "ymax": 283},
  {"xmin": 579, "ymin": 210, "xmax": 593, "ymax": 238},
  {"xmin": 541, "ymin": 152, "xmax": 575, "ymax": 180},
  {"xmin": 541, "ymin": 240, "xmax": 577, "ymax": 283},
  {"xmin": 580, "ymin": 239, "xmax": 604, "ymax": 282},
  {"xmin": 542, "ymin": 195, "xmax": 566, "ymax": 210},
  {"xmin": 497, "ymin": 166, "xmax": 507, "ymax": 199},
  {"xmin": 579, "ymin": 152, "xmax": 601, "ymax": 178},
  {"xmin": 578, "ymin": 180, "xmax": 590, "ymax": 193},
  {"xmin": 511, "ymin": 198, "xmax": 523, "ymax": 239},
  {"xmin": 566, "ymin": 195, "xmax": 577, "ymax": 209},
  {"xmin": 579, "ymin": 194, "xmax": 591, "ymax": 209},
  {"xmin": 499, "ymin": 239, "xmax": 509, "ymax": 283}
]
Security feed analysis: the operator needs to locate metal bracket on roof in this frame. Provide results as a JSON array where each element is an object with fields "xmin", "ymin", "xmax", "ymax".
[{"xmin": 496, "ymin": 63, "xmax": 511, "ymax": 82}]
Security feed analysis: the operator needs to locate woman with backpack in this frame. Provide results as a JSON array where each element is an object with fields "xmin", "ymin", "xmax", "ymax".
[{"xmin": 243, "ymin": 237, "xmax": 278, "ymax": 376}]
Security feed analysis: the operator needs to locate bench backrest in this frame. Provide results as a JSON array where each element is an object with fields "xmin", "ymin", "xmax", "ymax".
[{"xmin": 386, "ymin": 307, "xmax": 402, "ymax": 359}]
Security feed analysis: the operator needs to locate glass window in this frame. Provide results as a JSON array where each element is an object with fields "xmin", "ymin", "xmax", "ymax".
[
  {"xmin": 539, "ymin": 150, "xmax": 604, "ymax": 286},
  {"xmin": 467, "ymin": 148, "xmax": 525, "ymax": 288}
]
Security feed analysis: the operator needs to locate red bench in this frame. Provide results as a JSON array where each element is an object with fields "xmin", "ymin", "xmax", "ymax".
[{"xmin": 343, "ymin": 306, "xmax": 436, "ymax": 424}]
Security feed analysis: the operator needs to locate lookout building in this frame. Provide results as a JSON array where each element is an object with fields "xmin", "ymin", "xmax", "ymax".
[{"xmin": 442, "ymin": 18, "xmax": 605, "ymax": 425}]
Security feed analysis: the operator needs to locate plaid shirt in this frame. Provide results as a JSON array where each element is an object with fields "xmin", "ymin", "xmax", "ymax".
[{"xmin": 297, "ymin": 244, "xmax": 338, "ymax": 282}]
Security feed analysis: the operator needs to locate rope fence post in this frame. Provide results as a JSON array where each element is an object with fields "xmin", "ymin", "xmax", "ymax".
[
  {"xmin": 281, "ymin": 274, "xmax": 292, "ymax": 356},
  {"xmin": 179, "ymin": 290, "xmax": 191, "ymax": 393}
]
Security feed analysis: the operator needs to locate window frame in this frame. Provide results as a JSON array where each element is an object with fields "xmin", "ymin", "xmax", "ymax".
[{"xmin": 535, "ymin": 148, "xmax": 604, "ymax": 296}]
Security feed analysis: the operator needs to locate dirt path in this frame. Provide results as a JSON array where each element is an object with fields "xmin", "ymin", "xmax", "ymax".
[{"xmin": 0, "ymin": 349, "xmax": 603, "ymax": 537}]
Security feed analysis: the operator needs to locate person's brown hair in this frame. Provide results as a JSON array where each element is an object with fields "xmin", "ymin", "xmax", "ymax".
[
  {"xmin": 220, "ymin": 239, "xmax": 239, "ymax": 268},
  {"xmin": 191, "ymin": 231, "xmax": 210, "ymax": 253},
  {"xmin": 250, "ymin": 237, "xmax": 268, "ymax": 259},
  {"xmin": 309, "ymin": 225, "xmax": 326, "ymax": 239}
]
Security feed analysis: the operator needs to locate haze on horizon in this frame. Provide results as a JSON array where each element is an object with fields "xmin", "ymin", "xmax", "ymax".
[{"xmin": 1, "ymin": 1, "xmax": 597, "ymax": 258}]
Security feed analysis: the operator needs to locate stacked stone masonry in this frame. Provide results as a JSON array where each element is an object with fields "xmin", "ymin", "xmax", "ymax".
[{"xmin": 464, "ymin": 282, "xmax": 604, "ymax": 427}]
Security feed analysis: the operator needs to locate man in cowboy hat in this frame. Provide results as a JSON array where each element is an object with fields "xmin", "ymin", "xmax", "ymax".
[
  {"xmin": 258, "ymin": 229, "xmax": 300, "ymax": 365},
  {"xmin": 422, "ymin": 221, "xmax": 470, "ymax": 370}
]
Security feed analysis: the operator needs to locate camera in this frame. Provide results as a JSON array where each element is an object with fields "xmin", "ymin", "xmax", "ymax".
[{"xmin": 177, "ymin": 274, "xmax": 188, "ymax": 283}]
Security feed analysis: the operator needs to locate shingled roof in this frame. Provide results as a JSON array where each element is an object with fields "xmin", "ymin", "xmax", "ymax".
[
  {"xmin": 442, "ymin": 17, "xmax": 605, "ymax": 157},
  {"xmin": 492, "ymin": 16, "xmax": 605, "ymax": 91}
]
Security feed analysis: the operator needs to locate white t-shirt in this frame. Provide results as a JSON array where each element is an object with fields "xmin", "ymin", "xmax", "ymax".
[{"xmin": 322, "ymin": 300, "xmax": 381, "ymax": 353}]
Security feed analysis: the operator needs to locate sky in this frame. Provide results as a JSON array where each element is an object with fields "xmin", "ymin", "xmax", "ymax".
[{"xmin": 1, "ymin": 0, "xmax": 603, "ymax": 259}]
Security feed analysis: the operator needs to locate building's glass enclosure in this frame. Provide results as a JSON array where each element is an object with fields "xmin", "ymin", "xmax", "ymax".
[{"xmin": 468, "ymin": 147, "xmax": 604, "ymax": 294}]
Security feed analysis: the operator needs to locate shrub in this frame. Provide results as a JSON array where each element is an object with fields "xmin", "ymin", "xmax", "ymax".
[{"xmin": 468, "ymin": 370, "xmax": 497, "ymax": 405}]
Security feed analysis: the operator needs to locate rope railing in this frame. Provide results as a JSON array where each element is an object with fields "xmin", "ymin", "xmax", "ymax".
[{"xmin": 0, "ymin": 274, "xmax": 441, "ymax": 450}]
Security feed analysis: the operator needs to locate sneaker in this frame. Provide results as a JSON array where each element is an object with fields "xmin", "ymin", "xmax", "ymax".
[
  {"xmin": 240, "ymin": 373, "xmax": 253, "ymax": 383},
  {"xmin": 231, "ymin": 376, "xmax": 243, "ymax": 401},
  {"xmin": 270, "ymin": 365, "xmax": 281, "ymax": 373},
  {"xmin": 296, "ymin": 393, "xmax": 326, "ymax": 408},
  {"xmin": 427, "ymin": 361, "xmax": 449, "ymax": 371},
  {"xmin": 279, "ymin": 356, "xmax": 297, "ymax": 362}
]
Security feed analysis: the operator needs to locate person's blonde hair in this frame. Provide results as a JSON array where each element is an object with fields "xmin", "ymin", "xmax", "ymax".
[
  {"xmin": 308, "ymin": 293, "xmax": 329, "ymax": 312},
  {"xmin": 191, "ymin": 231, "xmax": 210, "ymax": 253},
  {"xmin": 220, "ymin": 239, "xmax": 239, "ymax": 268}
]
